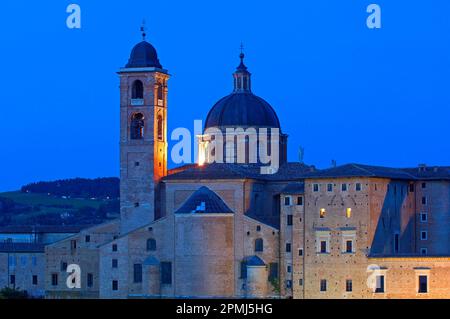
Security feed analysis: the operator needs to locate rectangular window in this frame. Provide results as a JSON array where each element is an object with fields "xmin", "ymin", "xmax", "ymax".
[
  {"xmin": 327, "ymin": 184, "xmax": 333, "ymax": 192},
  {"xmin": 356, "ymin": 183, "xmax": 362, "ymax": 191},
  {"xmin": 313, "ymin": 184, "xmax": 319, "ymax": 192},
  {"xmin": 284, "ymin": 196, "xmax": 292, "ymax": 206},
  {"xmin": 342, "ymin": 184, "xmax": 348, "ymax": 192},
  {"xmin": 421, "ymin": 231, "xmax": 428, "ymax": 241},
  {"xmin": 422, "ymin": 197, "xmax": 427, "ymax": 205},
  {"xmin": 287, "ymin": 215, "xmax": 293, "ymax": 226},
  {"xmin": 320, "ymin": 279, "xmax": 327, "ymax": 292},
  {"xmin": 286, "ymin": 243, "xmax": 292, "ymax": 253},
  {"xmin": 112, "ymin": 259, "xmax": 118, "ymax": 268},
  {"xmin": 85, "ymin": 235, "xmax": 91, "ymax": 243},
  {"xmin": 70, "ymin": 240, "xmax": 77, "ymax": 250},
  {"xmin": 133, "ymin": 264, "xmax": 143, "ymax": 283},
  {"xmin": 299, "ymin": 279, "xmax": 303, "ymax": 286},
  {"xmin": 319, "ymin": 208, "xmax": 326, "ymax": 219},
  {"xmin": 61, "ymin": 262, "xmax": 68, "ymax": 272},
  {"xmin": 297, "ymin": 196, "xmax": 303, "ymax": 206},
  {"xmin": 421, "ymin": 248, "xmax": 428, "ymax": 255},
  {"xmin": 287, "ymin": 265, "xmax": 292, "ymax": 273},
  {"xmin": 346, "ymin": 240, "xmax": 353, "ymax": 253},
  {"xmin": 422, "ymin": 182, "xmax": 427, "ymax": 189},
  {"xmin": 52, "ymin": 274, "xmax": 58, "ymax": 286},
  {"xmin": 346, "ymin": 208, "xmax": 352, "ymax": 218},
  {"xmin": 32, "ymin": 275, "xmax": 38, "ymax": 286},
  {"xmin": 299, "ymin": 248, "xmax": 303, "ymax": 256},
  {"xmin": 418, "ymin": 276, "xmax": 428, "ymax": 293},
  {"xmin": 409, "ymin": 184, "xmax": 415, "ymax": 192},
  {"xmin": 240, "ymin": 261, "xmax": 247, "ymax": 279},
  {"xmin": 394, "ymin": 234, "xmax": 399, "ymax": 253},
  {"xmin": 268, "ymin": 263, "xmax": 279, "ymax": 281},
  {"xmin": 161, "ymin": 262, "xmax": 172, "ymax": 285},
  {"xmin": 421, "ymin": 212, "xmax": 428, "ymax": 223},
  {"xmin": 375, "ymin": 275, "xmax": 385, "ymax": 293},
  {"xmin": 10, "ymin": 275, "xmax": 15, "ymax": 285},
  {"xmin": 112, "ymin": 280, "xmax": 118, "ymax": 291},
  {"xmin": 87, "ymin": 273, "xmax": 94, "ymax": 288},
  {"xmin": 320, "ymin": 241, "xmax": 327, "ymax": 254},
  {"xmin": 112, "ymin": 244, "xmax": 118, "ymax": 252},
  {"xmin": 346, "ymin": 279, "xmax": 353, "ymax": 292}
]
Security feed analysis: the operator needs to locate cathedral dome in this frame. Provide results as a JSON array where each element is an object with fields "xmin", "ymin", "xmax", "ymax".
[
  {"xmin": 205, "ymin": 92, "xmax": 280, "ymax": 130},
  {"xmin": 126, "ymin": 41, "xmax": 162, "ymax": 69},
  {"xmin": 204, "ymin": 53, "xmax": 281, "ymax": 130}
]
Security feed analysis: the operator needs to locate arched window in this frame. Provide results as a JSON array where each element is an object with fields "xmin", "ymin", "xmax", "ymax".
[
  {"xmin": 131, "ymin": 113, "xmax": 145, "ymax": 140},
  {"xmin": 157, "ymin": 115, "xmax": 163, "ymax": 140},
  {"xmin": 132, "ymin": 80, "xmax": 144, "ymax": 99},
  {"xmin": 255, "ymin": 238, "xmax": 263, "ymax": 252},
  {"xmin": 146, "ymin": 238, "xmax": 156, "ymax": 251}
]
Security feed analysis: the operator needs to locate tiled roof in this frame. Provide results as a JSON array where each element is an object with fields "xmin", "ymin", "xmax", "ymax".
[
  {"xmin": 164, "ymin": 162, "xmax": 314, "ymax": 182},
  {"xmin": 402, "ymin": 166, "xmax": 450, "ymax": 180},
  {"xmin": 0, "ymin": 242, "xmax": 45, "ymax": 253},
  {"xmin": 175, "ymin": 186, "xmax": 234, "ymax": 215},
  {"xmin": 303, "ymin": 163, "xmax": 417, "ymax": 180},
  {"xmin": 0, "ymin": 225, "xmax": 92, "ymax": 234},
  {"xmin": 281, "ymin": 182, "xmax": 305, "ymax": 194}
]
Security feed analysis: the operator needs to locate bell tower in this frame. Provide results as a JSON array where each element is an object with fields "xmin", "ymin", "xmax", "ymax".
[{"xmin": 119, "ymin": 28, "xmax": 169, "ymax": 234}]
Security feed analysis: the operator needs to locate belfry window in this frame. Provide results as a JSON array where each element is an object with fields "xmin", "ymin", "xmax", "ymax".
[
  {"xmin": 157, "ymin": 115, "xmax": 163, "ymax": 140},
  {"xmin": 131, "ymin": 113, "xmax": 145, "ymax": 140},
  {"xmin": 132, "ymin": 80, "xmax": 144, "ymax": 99},
  {"xmin": 157, "ymin": 83, "xmax": 164, "ymax": 101}
]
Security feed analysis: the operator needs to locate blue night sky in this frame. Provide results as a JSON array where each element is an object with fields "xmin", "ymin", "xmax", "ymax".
[{"xmin": 1, "ymin": 0, "xmax": 449, "ymax": 191}]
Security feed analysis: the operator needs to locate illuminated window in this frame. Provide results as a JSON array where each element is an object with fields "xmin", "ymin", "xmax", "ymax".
[
  {"xmin": 131, "ymin": 113, "xmax": 145, "ymax": 140},
  {"xmin": 132, "ymin": 80, "xmax": 144, "ymax": 99},
  {"xmin": 157, "ymin": 115, "xmax": 163, "ymax": 140},
  {"xmin": 320, "ymin": 208, "xmax": 326, "ymax": 219},
  {"xmin": 346, "ymin": 208, "xmax": 352, "ymax": 218}
]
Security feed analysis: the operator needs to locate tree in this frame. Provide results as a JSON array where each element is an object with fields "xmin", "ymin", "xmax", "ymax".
[{"xmin": 0, "ymin": 287, "xmax": 29, "ymax": 299}]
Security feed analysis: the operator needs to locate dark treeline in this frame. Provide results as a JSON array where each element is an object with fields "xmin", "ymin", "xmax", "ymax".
[{"xmin": 21, "ymin": 178, "xmax": 120, "ymax": 199}]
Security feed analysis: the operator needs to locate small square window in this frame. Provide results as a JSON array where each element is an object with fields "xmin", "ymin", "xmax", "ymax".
[
  {"xmin": 420, "ymin": 248, "xmax": 428, "ymax": 255},
  {"xmin": 418, "ymin": 275, "xmax": 428, "ymax": 294},
  {"xmin": 287, "ymin": 215, "xmax": 293, "ymax": 226},
  {"xmin": 320, "ymin": 241, "xmax": 328, "ymax": 253},
  {"xmin": 85, "ymin": 235, "xmax": 91, "ymax": 243},
  {"xmin": 135, "ymin": 162, "xmax": 140, "ymax": 167},
  {"xmin": 346, "ymin": 240, "xmax": 353, "ymax": 253},
  {"xmin": 327, "ymin": 184, "xmax": 333, "ymax": 192},
  {"xmin": 341, "ymin": 184, "xmax": 348, "ymax": 192},
  {"xmin": 284, "ymin": 196, "xmax": 292, "ymax": 206},
  {"xmin": 320, "ymin": 279, "xmax": 327, "ymax": 292},
  {"xmin": 346, "ymin": 279, "xmax": 353, "ymax": 292},
  {"xmin": 356, "ymin": 183, "xmax": 362, "ymax": 191},
  {"xmin": 134, "ymin": 202, "xmax": 140, "ymax": 208},
  {"xmin": 421, "ymin": 231, "xmax": 428, "ymax": 240},
  {"xmin": 320, "ymin": 208, "xmax": 326, "ymax": 219},
  {"xmin": 346, "ymin": 208, "xmax": 352, "ymax": 218},
  {"xmin": 420, "ymin": 213, "xmax": 428, "ymax": 223},
  {"xmin": 256, "ymin": 225, "xmax": 261, "ymax": 232},
  {"xmin": 313, "ymin": 184, "xmax": 319, "ymax": 192},
  {"xmin": 286, "ymin": 243, "xmax": 292, "ymax": 253},
  {"xmin": 112, "ymin": 244, "xmax": 118, "ymax": 252}
]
